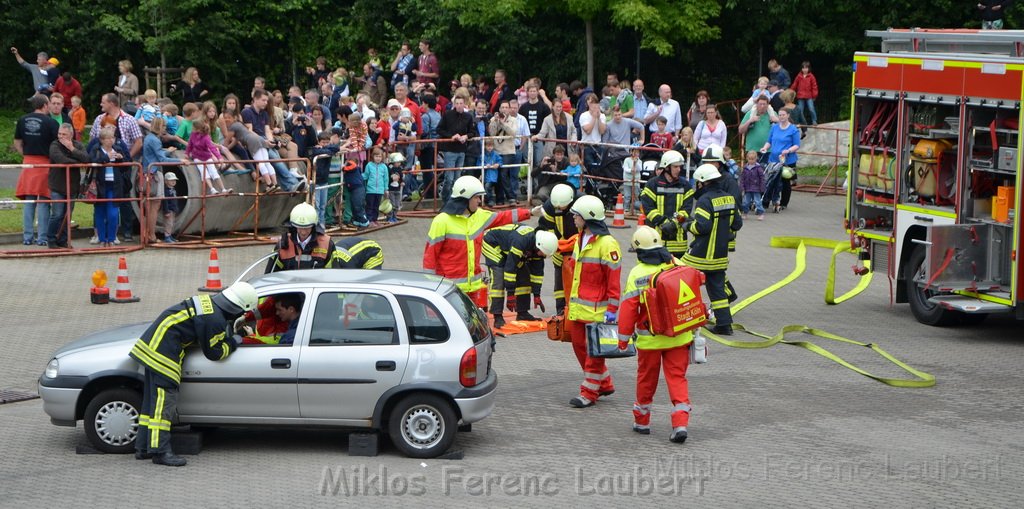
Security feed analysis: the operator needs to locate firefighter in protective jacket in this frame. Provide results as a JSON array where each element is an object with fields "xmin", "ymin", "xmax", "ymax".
[
  {"xmin": 265, "ymin": 202, "xmax": 337, "ymax": 273},
  {"xmin": 684, "ymin": 164, "xmax": 742, "ymax": 335},
  {"xmin": 698, "ymin": 144, "xmax": 742, "ymax": 252},
  {"xmin": 640, "ymin": 150, "xmax": 695, "ymax": 258},
  {"xmin": 534, "ymin": 183, "xmax": 580, "ymax": 314},
  {"xmin": 566, "ymin": 195, "xmax": 622, "ymax": 408},
  {"xmin": 424, "ymin": 175, "xmax": 534, "ymax": 307},
  {"xmin": 332, "ymin": 237, "xmax": 384, "ymax": 269},
  {"xmin": 482, "ymin": 224, "xmax": 559, "ymax": 328},
  {"xmin": 618, "ymin": 226, "xmax": 695, "ymax": 443},
  {"xmin": 128, "ymin": 281, "xmax": 258, "ymax": 466}
]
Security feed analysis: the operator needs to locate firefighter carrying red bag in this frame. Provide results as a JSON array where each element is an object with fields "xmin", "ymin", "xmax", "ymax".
[{"xmin": 618, "ymin": 225, "xmax": 707, "ymax": 444}]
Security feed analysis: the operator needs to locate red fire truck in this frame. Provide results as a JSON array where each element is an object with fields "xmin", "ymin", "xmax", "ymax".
[{"xmin": 847, "ymin": 29, "xmax": 1023, "ymax": 325}]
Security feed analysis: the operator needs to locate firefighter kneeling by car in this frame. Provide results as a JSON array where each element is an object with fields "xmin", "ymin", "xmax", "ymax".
[
  {"xmin": 618, "ymin": 226, "xmax": 705, "ymax": 444},
  {"xmin": 128, "ymin": 281, "xmax": 258, "ymax": 466},
  {"xmin": 482, "ymin": 224, "xmax": 559, "ymax": 328}
]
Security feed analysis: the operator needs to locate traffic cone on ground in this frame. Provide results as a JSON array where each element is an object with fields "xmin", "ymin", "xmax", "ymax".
[
  {"xmin": 610, "ymin": 193, "xmax": 628, "ymax": 228},
  {"xmin": 110, "ymin": 257, "xmax": 140, "ymax": 303},
  {"xmin": 638, "ymin": 213, "xmax": 646, "ymax": 226},
  {"xmin": 199, "ymin": 248, "xmax": 223, "ymax": 292}
]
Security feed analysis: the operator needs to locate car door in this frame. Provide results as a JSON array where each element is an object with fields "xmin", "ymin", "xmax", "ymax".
[
  {"xmin": 177, "ymin": 291, "xmax": 305, "ymax": 419},
  {"xmin": 297, "ymin": 290, "xmax": 409, "ymax": 421}
]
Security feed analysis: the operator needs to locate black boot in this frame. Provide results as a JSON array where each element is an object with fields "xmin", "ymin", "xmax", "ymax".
[
  {"xmin": 152, "ymin": 452, "xmax": 187, "ymax": 467},
  {"xmin": 516, "ymin": 312, "xmax": 541, "ymax": 321},
  {"xmin": 710, "ymin": 324, "xmax": 733, "ymax": 336},
  {"xmin": 134, "ymin": 450, "xmax": 153, "ymax": 460},
  {"xmin": 493, "ymin": 315, "xmax": 506, "ymax": 329}
]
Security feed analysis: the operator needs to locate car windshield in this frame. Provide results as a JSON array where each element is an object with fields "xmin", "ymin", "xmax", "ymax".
[{"xmin": 444, "ymin": 289, "xmax": 490, "ymax": 344}]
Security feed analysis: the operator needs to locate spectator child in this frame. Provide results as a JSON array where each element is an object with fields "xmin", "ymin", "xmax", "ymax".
[
  {"xmin": 341, "ymin": 156, "xmax": 369, "ymax": 229},
  {"xmin": 363, "ymin": 147, "xmax": 388, "ymax": 225},
  {"xmin": 392, "ymin": 108, "xmax": 417, "ymax": 172},
  {"xmin": 69, "ymin": 96, "xmax": 86, "ymax": 141},
  {"xmin": 622, "ymin": 146, "xmax": 642, "ymax": 215},
  {"xmin": 791, "ymin": 61, "xmax": 819, "ymax": 125},
  {"xmin": 341, "ymin": 112, "xmax": 368, "ymax": 163},
  {"xmin": 162, "ymin": 172, "xmax": 180, "ymax": 242},
  {"xmin": 134, "ymin": 89, "xmax": 160, "ymax": 130},
  {"xmin": 723, "ymin": 146, "xmax": 739, "ymax": 177},
  {"xmin": 161, "ymin": 103, "xmax": 186, "ymax": 147},
  {"xmin": 366, "ymin": 48, "xmax": 382, "ymax": 84},
  {"xmin": 310, "ymin": 131, "xmax": 340, "ymax": 227},
  {"xmin": 563, "ymin": 151, "xmax": 583, "ymax": 190},
  {"xmin": 740, "ymin": 150, "xmax": 766, "ymax": 219},
  {"xmin": 650, "ymin": 116, "xmax": 675, "ymax": 150},
  {"xmin": 386, "ymin": 153, "xmax": 404, "ymax": 223},
  {"xmin": 481, "ymin": 139, "xmax": 502, "ymax": 206},
  {"xmin": 186, "ymin": 118, "xmax": 231, "ymax": 195}
]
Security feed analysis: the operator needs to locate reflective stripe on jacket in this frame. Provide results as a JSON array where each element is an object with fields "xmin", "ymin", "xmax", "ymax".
[
  {"xmin": 567, "ymin": 234, "xmax": 622, "ymax": 322},
  {"xmin": 618, "ymin": 261, "xmax": 694, "ymax": 350},
  {"xmin": 333, "ymin": 238, "xmax": 384, "ymax": 269},
  {"xmin": 640, "ymin": 174, "xmax": 694, "ymax": 254},
  {"xmin": 482, "ymin": 224, "xmax": 545, "ymax": 295},
  {"xmin": 129, "ymin": 295, "xmax": 236, "ymax": 385},
  {"xmin": 684, "ymin": 185, "xmax": 742, "ymax": 271},
  {"xmin": 424, "ymin": 207, "xmax": 529, "ymax": 294},
  {"xmin": 267, "ymin": 231, "xmax": 336, "ymax": 272}
]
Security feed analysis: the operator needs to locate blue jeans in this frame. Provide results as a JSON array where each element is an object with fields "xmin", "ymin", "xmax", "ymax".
[
  {"xmin": 440, "ymin": 151, "xmax": 465, "ymax": 203},
  {"xmin": 47, "ymin": 191, "xmax": 74, "ymax": 245},
  {"xmin": 314, "ymin": 186, "xmax": 329, "ymax": 227},
  {"xmin": 268, "ymin": 148, "xmax": 298, "ymax": 190},
  {"xmin": 94, "ymin": 188, "xmax": 119, "ymax": 243},
  {"xmin": 501, "ymin": 154, "xmax": 519, "ymax": 203},
  {"xmin": 743, "ymin": 191, "xmax": 764, "ymax": 215},
  {"xmin": 22, "ymin": 195, "xmax": 50, "ymax": 244},
  {"xmin": 622, "ymin": 183, "xmax": 638, "ymax": 214},
  {"xmin": 798, "ymin": 98, "xmax": 817, "ymax": 125}
]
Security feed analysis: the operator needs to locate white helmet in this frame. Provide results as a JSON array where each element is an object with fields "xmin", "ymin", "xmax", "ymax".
[
  {"xmin": 631, "ymin": 226, "xmax": 663, "ymax": 250},
  {"xmin": 781, "ymin": 167, "xmax": 796, "ymax": 180},
  {"xmin": 535, "ymin": 230, "xmax": 558, "ymax": 256},
  {"xmin": 452, "ymin": 175, "xmax": 485, "ymax": 199},
  {"xmin": 387, "ymin": 152, "xmax": 406, "ymax": 165},
  {"xmin": 659, "ymin": 150, "xmax": 685, "ymax": 168},
  {"xmin": 550, "ymin": 184, "xmax": 575, "ymax": 208},
  {"xmin": 221, "ymin": 282, "xmax": 258, "ymax": 312},
  {"xmin": 289, "ymin": 202, "xmax": 318, "ymax": 228},
  {"xmin": 693, "ymin": 164, "xmax": 722, "ymax": 183},
  {"xmin": 701, "ymin": 144, "xmax": 724, "ymax": 163},
  {"xmin": 569, "ymin": 194, "xmax": 605, "ymax": 220}
]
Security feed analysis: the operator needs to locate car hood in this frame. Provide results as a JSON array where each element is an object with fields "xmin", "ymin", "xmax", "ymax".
[{"xmin": 53, "ymin": 322, "xmax": 149, "ymax": 358}]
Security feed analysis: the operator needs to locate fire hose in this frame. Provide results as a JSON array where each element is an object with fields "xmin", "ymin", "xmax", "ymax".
[{"xmin": 700, "ymin": 236, "xmax": 936, "ymax": 388}]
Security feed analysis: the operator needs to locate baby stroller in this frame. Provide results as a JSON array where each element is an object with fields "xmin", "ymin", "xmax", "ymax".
[
  {"xmin": 586, "ymin": 149, "xmax": 628, "ymax": 209},
  {"xmin": 761, "ymin": 161, "xmax": 784, "ymax": 210}
]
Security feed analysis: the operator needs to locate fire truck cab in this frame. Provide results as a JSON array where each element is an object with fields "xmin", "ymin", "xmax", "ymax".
[{"xmin": 848, "ymin": 29, "xmax": 1024, "ymax": 325}]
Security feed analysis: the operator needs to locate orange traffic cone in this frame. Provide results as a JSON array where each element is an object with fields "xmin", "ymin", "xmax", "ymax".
[
  {"xmin": 110, "ymin": 257, "xmax": 140, "ymax": 303},
  {"xmin": 199, "ymin": 248, "xmax": 223, "ymax": 292},
  {"xmin": 610, "ymin": 193, "xmax": 628, "ymax": 228},
  {"xmin": 638, "ymin": 213, "xmax": 646, "ymax": 226}
]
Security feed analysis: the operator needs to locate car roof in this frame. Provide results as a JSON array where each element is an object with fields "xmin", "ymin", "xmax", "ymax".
[{"xmin": 249, "ymin": 269, "xmax": 452, "ymax": 293}]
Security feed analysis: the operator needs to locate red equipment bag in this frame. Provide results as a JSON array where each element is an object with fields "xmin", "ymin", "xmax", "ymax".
[{"xmin": 643, "ymin": 264, "xmax": 708, "ymax": 337}]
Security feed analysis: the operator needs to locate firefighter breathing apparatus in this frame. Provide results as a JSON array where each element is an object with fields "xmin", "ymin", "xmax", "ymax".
[{"xmin": 699, "ymin": 236, "xmax": 936, "ymax": 388}]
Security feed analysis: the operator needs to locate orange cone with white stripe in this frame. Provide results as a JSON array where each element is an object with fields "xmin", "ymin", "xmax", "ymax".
[
  {"xmin": 199, "ymin": 248, "xmax": 223, "ymax": 292},
  {"xmin": 638, "ymin": 213, "xmax": 646, "ymax": 226},
  {"xmin": 610, "ymin": 193, "xmax": 628, "ymax": 228},
  {"xmin": 110, "ymin": 257, "xmax": 140, "ymax": 303}
]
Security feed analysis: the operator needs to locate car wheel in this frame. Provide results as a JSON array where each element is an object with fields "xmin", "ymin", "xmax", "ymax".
[
  {"xmin": 84, "ymin": 388, "xmax": 142, "ymax": 454},
  {"xmin": 904, "ymin": 246, "xmax": 958, "ymax": 326},
  {"xmin": 388, "ymin": 394, "xmax": 457, "ymax": 458}
]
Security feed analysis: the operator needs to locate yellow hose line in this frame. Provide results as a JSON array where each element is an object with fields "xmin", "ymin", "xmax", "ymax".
[{"xmin": 703, "ymin": 237, "xmax": 936, "ymax": 388}]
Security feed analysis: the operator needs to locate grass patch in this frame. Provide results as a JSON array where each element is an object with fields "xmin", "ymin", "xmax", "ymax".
[
  {"xmin": 1, "ymin": 109, "xmax": 22, "ymax": 164},
  {"xmin": 0, "ymin": 188, "xmax": 95, "ymax": 234}
]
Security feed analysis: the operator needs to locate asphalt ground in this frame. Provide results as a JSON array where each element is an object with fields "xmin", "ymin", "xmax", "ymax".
[{"xmin": 0, "ymin": 193, "xmax": 1021, "ymax": 507}]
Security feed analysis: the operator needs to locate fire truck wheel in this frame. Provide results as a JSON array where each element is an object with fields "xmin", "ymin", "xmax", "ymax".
[{"xmin": 904, "ymin": 246, "xmax": 958, "ymax": 326}]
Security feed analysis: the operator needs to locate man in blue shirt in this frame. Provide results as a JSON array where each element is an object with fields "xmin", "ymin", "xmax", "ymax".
[{"xmin": 273, "ymin": 293, "xmax": 304, "ymax": 345}]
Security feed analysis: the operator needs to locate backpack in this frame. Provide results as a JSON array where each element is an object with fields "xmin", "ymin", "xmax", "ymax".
[{"xmin": 642, "ymin": 264, "xmax": 708, "ymax": 336}]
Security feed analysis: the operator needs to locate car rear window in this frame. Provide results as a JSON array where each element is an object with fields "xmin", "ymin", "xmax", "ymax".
[
  {"xmin": 397, "ymin": 296, "xmax": 450, "ymax": 344},
  {"xmin": 444, "ymin": 290, "xmax": 490, "ymax": 344}
]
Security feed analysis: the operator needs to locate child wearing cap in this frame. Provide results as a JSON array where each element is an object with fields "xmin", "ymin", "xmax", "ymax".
[{"xmin": 162, "ymin": 172, "xmax": 181, "ymax": 243}]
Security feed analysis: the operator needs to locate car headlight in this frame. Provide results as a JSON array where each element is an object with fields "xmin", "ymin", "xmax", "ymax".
[{"xmin": 44, "ymin": 358, "xmax": 59, "ymax": 379}]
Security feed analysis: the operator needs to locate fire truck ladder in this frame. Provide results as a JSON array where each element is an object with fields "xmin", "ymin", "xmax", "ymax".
[{"xmin": 866, "ymin": 28, "xmax": 1024, "ymax": 57}]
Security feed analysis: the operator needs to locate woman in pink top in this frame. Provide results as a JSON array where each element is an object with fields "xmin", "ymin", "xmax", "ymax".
[
  {"xmin": 693, "ymin": 103, "xmax": 727, "ymax": 152},
  {"xmin": 187, "ymin": 118, "xmax": 231, "ymax": 195}
]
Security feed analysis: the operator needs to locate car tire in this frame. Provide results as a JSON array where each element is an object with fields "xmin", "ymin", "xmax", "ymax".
[
  {"xmin": 84, "ymin": 388, "xmax": 142, "ymax": 454},
  {"xmin": 388, "ymin": 394, "xmax": 457, "ymax": 458},
  {"xmin": 905, "ymin": 246, "xmax": 958, "ymax": 326}
]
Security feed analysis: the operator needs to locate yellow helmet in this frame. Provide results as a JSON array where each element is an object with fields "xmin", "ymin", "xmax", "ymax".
[
  {"xmin": 781, "ymin": 167, "xmax": 796, "ymax": 179},
  {"xmin": 631, "ymin": 226, "xmax": 663, "ymax": 250},
  {"xmin": 550, "ymin": 183, "xmax": 575, "ymax": 208},
  {"xmin": 569, "ymin": 195, "xmax": 605, "ymax": 220},
  {"xmin": 289, "ymin": 202, "xmax": 318, "ymax": 227},
  {"xmin": 387, "ymin": 152, "xmax": 406, "ymax": 165},
  {"xmin": 659, "ymin": 150, "xmax": 684, "ymax": 168},
  {"xmin": 535, "ymin": 230, "xmax": 558, "ymax": 256},
  {"xmin": 452, "ymin": 175, "xmax": 485, "ymax": 199},
  {"xmin": 379, "ymin": 199, "xmax": 394, "ymax": 215}
]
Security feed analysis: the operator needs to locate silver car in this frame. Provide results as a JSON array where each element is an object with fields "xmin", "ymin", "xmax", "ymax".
[{"xmin": 38, "ymin": 269, "xmax": 497, "ymax": 459}]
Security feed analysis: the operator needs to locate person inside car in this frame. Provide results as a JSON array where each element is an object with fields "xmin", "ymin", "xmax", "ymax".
[{"xmin": 237, "ymin": 292, "xmax": 305, "ymax": 345}]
